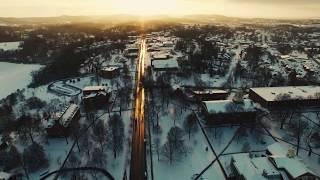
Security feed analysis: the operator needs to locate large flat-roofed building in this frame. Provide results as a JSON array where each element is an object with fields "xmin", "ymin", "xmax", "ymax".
[
  {"xmin": 124, "ymin": 46, "xmax": 139, "ymax": 58},
  {"xmin": 187, "ymin": 89, "xmax": 228, "ymax": 101},
  {"xmin": 230, "ymin": 153, "xmax": 282, "ymax": 180},
  {"xmin": 249, "ymin": 86, "xmax": 320, "ymax": 109},
  {"xmin": 99, "ymin": 66, "xmax": 120, "ymax": 79},
  {"xmin": 83, "ymin": 86, "xmax": 107, "ymax": 95},
  {"xmin": 45, "ymin": 104, "xmax": 80, "ymax": 137},
  {"xmin": 229, "ymin": 143, "xmax": 320, "ymax": 180},
  {"xmin": 82, "ymin": 86, "xmax": 111, "ymax": 110},
  {"xmin": 151, "ymin": 58, "xmax": 179, "ymax": 71},
  {"xmin": 266, "ymin": 143, "xmax": 320, "ymax": 180},
  {"xmin": 201, "ymin": 99, "xmax": 257, "ymax": 125}
]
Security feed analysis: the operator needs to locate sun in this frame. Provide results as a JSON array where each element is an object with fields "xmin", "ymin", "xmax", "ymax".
[{"xmin": 110, "ymin": 0, "xmax": 178, "ymax": 16}]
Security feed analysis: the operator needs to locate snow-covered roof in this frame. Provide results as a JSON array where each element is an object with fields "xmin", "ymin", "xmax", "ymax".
[
  {"xmin": 267, "ymin": 143, "xmax": 319, "ymax": 179},
  {"xmin": 270, "ymin": 156, "xmax": 317, "ymax": 179},
  {"xmin": 250, "ymin": 86, "xmax": 320, "ymax": 102},
  {"xmin": 280, "ymin": 55, "xmax": 291, "ymax": 59},
  {"xmin": 251, "ymin": 157, "xmax": 281, "ymax": 178},
  {"xmin": 83, "ymin": 86, "xmax": 106, "ymax": 92},
  {"xmin": 101, "ymin": 66, "xmax": 120, "ymax": 72},
  {"xmin": 267, "ymin": 142, "xmax": 288, "ymax": 156},
  {"xmin": 232, "ymin": 154, "xmax": 280, "ymax": 180},
  {"xmin": 59, "ymin": 104, "xmax": 79, "ymax": 127},
  {"xmin": 203, "ymin": 99, "xmax": 256, "ymax": 114},
  {"xmin": 152, "ymin": 58, "xmax": 179, "ymax": 70},
  {"xmin": 192, "ymin": 89, "xmax": 228, "ymax": 95},
  {"xmin": 152, "ymin": 53, "xmax": 170, "ymax": 60},
  {"xmin": 83, "ymin": 91, "xmax": 108, "ymax": 99}
]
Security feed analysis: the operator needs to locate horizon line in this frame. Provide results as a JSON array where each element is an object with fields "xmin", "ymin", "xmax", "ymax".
[{"xmin": 0, "ymin": 13, "xmax": 319, "ymax": 21}]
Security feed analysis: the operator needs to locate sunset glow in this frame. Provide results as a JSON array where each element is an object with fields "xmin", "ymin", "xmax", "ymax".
[{"xmin": 0, "ymin": 0, "xmax": 319, "ymax": 18}]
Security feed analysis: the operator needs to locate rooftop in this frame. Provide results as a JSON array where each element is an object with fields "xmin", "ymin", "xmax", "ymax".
[
  {"xmin": 270, "ymin": 156, "xmax": 317, "ymax": 179},
  {"xmin": 83, "ymin": 86, "xmax": 106, "ymax": 92},
  {"xmin": 250, "ymin": 86, "xmax": 320, "ymax": 102},
  {"xmin": 267, "ymin": 142, "xmax": 288, "ymax": 156},
  {"xmin": 59, "ymin": 104, "xmax": 79, "ymax": 127},
  {"xmin": 101, "ymin": 66, "xmax": 120, "ymax": 72},
  {"xmin": 152, "ymin": 58, "xmax": 179, "ymax": 70},
  {"xmin": 267, "ymin": 143, "xmax": 319, "ymax": 179},
  {"xmin": 203, "ymin": 99, "xmax": 256, "ymax": 114},
  {"xmin": 192, "ymin": 89, "xmax": 228, "ymax": 95},
  {"xmin": 232, "ymin": 153, "xmax": 280, "ymax": 180}
]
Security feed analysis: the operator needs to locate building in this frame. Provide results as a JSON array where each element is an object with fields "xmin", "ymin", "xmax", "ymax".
[
  {"xmin": 99, "ymin": 66, "xmax": 120, "ymax": 79},
  {"xmin": 267, "ymin": 143, "xmax": 320, "ymax": 180},
  {"xmin": 124, "ymin": 47, "xmax": 139, "ymax": 58},
  {"xmin": 151, "ymin": 58, "xmax": 179, "ymax": 71},
  {"xmin": 82, "ymin": 86, "xmax": 110, "ymax": 110},
  {"xmin": 249, "ymin": 86, "xmax": 320, "ymax": 109},
  {"xmin": 201, "ymin": 99, "xmax": 257, "ymax": 125},
  {"xmin": 187, "ymin": 89, "xmax": 228, "ymax": 101},
  {"xmin": 152, "ymin": 53, "xmax": 170, "ymax": 60},
  {"xmin": 45, "ymin": 104, "xmax": 80, "ymax": 137},
  {"xmin": 230, "ymin": 143, "xmax": 320, "ymax": 180},
  {"xmin": 83, "ymin": 86, "xmax": 107, "ymax": 96},
  {"xmin": 230, "ymin": 153, "xmax": 282, "ymax": 180}
]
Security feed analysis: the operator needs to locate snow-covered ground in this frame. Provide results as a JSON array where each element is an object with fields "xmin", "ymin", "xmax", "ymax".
[
  {"xmin": 0, "ymin": 41, "xmax": 22, "ymax": 51},
  {"xmin": 148, "ymin": 93, "xmax": 224, "ymax": 180},
  {"xmin": 0, "ymin": 62, "xmax": 42, "ymax": 99}
]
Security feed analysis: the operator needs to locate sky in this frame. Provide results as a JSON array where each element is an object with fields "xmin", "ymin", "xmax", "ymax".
[{"xmin": 0, "ymin": 0, "xmax": 320, "ymax": 18}]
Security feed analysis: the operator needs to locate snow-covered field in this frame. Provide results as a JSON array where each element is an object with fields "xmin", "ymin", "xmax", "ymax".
[
  {"xmin": 148, "ymin": 94, "xmax": 224, "ymax": 180},
  {"xmin": 0, "ymin": 62, "xmax": 42, "ymax": 99},
  {"xmin": 0, "ymin": 41, "xmax": 22, "ymax": 51}
]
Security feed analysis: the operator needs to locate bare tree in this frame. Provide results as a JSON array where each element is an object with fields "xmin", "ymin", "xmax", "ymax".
[
  {"xmin": 79, "ymin": 134, "xmax": 92, "ymax": 157},
  {"xmin": 92, "ymin": 120, "xmax": 107, "ymax": 152},
  {"xmin": 87, "ymin": 147, "xmax": 106, "ymax": 167},
  {"xmin": 18, "ymin": 115, "xmax": 39, "ymax": 144},
  {"xmin": 153, "ymin": 137, "xmax": 161, "ymax": 161},
  {"xmin": 183, "ymin": 113, "xmax": 198, "ymax": 140},
  {"xmin": 66, "ymin": 151, "xmax": 80, "ymax": 168},
  {"xmin": 23, "ymin": 142, "xmax": 48, "ymax": 172},
  {"xmin": 107, "ymin": 114, "xmax": 124, "ymax": 158},
  {"xmin": 161, "ymin": 126, "xmax": 187, "ymax": 164},
  {"xmin": 236, "ymin": 126, "xmax": 247, "ymax": 143},
  {"xmin": 241, "ymin": 141, "xmax": 251, "ymax": 152},
  {"xmin": 288, "ymin": 118, "xmax": 309, "ymax": 155}
]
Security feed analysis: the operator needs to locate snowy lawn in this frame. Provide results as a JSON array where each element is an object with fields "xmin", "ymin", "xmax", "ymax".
[
  {"xmin": 0, "ymin": 62, "xmax": 42, "ymax": 99},
  {"xmin": 149, "ymin": 96, "xmax": 224, "ymax": 180}
]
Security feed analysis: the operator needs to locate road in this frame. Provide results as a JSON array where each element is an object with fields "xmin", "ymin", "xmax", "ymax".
[{"xmin": 130, "ymin": 39, "xmax": 147, "ymax": 180}]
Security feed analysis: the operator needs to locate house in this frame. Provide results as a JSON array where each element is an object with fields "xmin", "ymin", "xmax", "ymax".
[
  {"xmin": 267, "ymin": 143, "xmax": 320, "ymax": 180},
  {"xmin": 230, "ymin": 143, "xmax": 320, "ymax": 180},
  {"xmin": 249, "ymin": 86, "xmax": 320, "ymax": 109},
  {"xmin": 151, "ymin": 53, "xmax": 171, "ymax": 60},
  {"xmin": 99, "ymin": 66, "xmax": 120, "ymax": 79},
  {"xmin": 124, "ymin": 47, "xmax": 139, "ymax": 58},
  {"xmin": 83, "ymin": 86, "xmax": 107, "ymax": 96},
  {"xmin": 151, "ymin": 58, "xmax": 179, "ymax": 71},
  {"xmin": 187, "ymin": 89, "xmax": 228, "ymax": 101},
  {"xmin": 201, "ymin": 99, "xmax": 257, "ymax": 125},
  {"xmin": 230, "ymin": 153, "xmax": 282, "ymax": 180},
  {"xmin": 45, "ymin": 104, "xmax": 80, "ymax": 137},
  {"xmin": 163, "ymin": 41, "xmax": 174, "ymax": 47},
  {"xmin": 82, "ymin": 86, "xmax": 110, "ymax": 109}
]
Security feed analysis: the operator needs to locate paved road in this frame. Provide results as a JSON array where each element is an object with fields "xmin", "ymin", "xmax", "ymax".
[{"xmin": 130, "ymin": 39, "xmax": 147, "ymax": 180}]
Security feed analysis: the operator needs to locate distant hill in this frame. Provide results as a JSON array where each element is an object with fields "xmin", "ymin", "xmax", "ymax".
[{"xmin": 0, "ymin": 14, "xmax": 319, "ymax": 26}]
